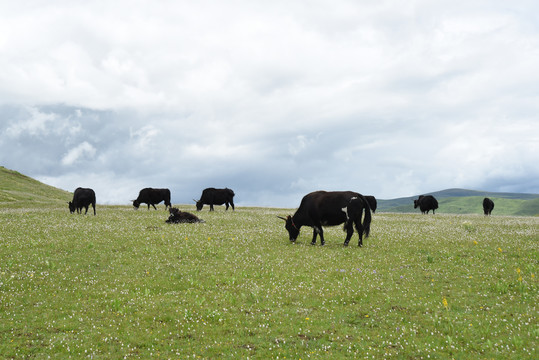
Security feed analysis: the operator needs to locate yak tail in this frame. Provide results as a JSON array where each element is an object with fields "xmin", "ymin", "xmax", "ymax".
[{"xmin": 360, "ymin": 195, "xmax": 372, "ymax": 238}]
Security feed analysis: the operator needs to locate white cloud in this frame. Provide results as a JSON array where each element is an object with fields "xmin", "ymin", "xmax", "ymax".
[
  {"xmin": 1, "ymin": 0, "xmax": 538, "ymax": 205},
  {"xmin": 4, "ymin": 107, "xmax": 57, "ymax": 137},
  {"xmin": 61, "ymin": 142, "xmax": 96, "ymax": 166}
]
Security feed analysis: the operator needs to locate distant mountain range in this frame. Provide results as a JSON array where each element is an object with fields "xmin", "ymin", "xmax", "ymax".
[{"xmin": 377, "ymin": 188, "xmax": 539, "ymax": 216}]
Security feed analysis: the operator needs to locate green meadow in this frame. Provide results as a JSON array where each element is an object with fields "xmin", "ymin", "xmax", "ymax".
[
  {"xmin": 1, "ymin": 167, "xmax": 538, "ymax": 358},
  {"xmin": 1, "ymin": 203, "xmax": 537, "ymax": 359}
]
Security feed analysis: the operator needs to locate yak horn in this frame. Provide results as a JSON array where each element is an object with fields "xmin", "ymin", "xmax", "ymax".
[{"xmin": 276, "ymin": 216, "xmax": 288, "ymax": 221}]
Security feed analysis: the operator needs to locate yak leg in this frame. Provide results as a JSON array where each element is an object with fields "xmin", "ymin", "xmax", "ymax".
[
  {"xmin": 319, "ymin": 228, "xmax": 325, "ymax": 246},
  {"xmin": 151, "ymin": 204, "xmax": 158, "ymax": 210},
  {"xmin": 231, "ymin": 202, "xmax": 235, "ymax": 210},
  {"xmin": 354, "ymin": 219, "xmax": 364, "ymax": 247},
  {"xmin": 311, "ymin": 229, "xmax": 318, "ymax": 245},
  {"xmin": 225, "ymin": 202, "xmax": 229, "ymax": 210},
  {"xmin": 343, "ymin": 221, "xmax": 354, "ymax": 246},
  {"xmin": 210, "ymin": 203, "xmax": 214, "ymax": 211},
  {"xmin": 311, "ymin": 226, "xmax": 324, "ymax": 246},
  {"xmin": 84, "ymin": 205, "xmax": 89, "ymax": 215}
]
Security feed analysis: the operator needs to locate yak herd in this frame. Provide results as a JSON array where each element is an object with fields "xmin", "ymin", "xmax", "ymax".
[{"xmin": 68, "ymin": 187, "xmax": 495, "ymax": 247}]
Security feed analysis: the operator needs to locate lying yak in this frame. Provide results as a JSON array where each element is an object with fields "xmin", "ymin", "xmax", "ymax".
[{"xmin": 166, "ymin": 207, "xmax": 205, "ymax": 223}]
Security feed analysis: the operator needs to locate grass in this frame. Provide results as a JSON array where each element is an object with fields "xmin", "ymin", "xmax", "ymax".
[
  {"xmin": 0, "ymin": 166, "xmax": 71, "ymax": 207},
  {"xmin": 0, "ymin": 203, "xmax": 537, "ymax": 359}
]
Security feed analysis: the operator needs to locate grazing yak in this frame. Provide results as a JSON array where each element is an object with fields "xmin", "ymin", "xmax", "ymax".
[
  {"xmin": 365, "ymin": 195, "xmax": 377, "ymax": 213},
  {"xmin": 278, "ymin": 191, "xmax": 372, "ymax": 247},
  {"xmin": 413, "ymin": 195, "xmax": 439, "ymax": 214},
  {"xmin": 133, "ymin": 188, "xmax": 171, "ymax": 210},
  {"xmin": 195, "ymin": 188, "xmax": 235, "ymax": 211},
  {"xmin": 68, "ymin": 187, "xmax": 96, "ymax": 215},
  {"xmin": 483, "ymin": 197, "xmax": 494, "ymax": 215},
  {"xmin": 166, "ymin": 207, "xmax": 205, "ymax": 223}
]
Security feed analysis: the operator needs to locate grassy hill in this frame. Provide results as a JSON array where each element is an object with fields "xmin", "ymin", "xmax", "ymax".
[
  {"xmin": 378, "ymin": 188, "xmax": 539, "ymax": 216},
  {"xmin": 0, "ymin": 166, "xmax": 71, "ymax": 208}
]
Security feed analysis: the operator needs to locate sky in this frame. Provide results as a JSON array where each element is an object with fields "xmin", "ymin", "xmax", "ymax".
[{"xmin": 1, "ymin": 0, "xmax": 538, "ymax": 208}]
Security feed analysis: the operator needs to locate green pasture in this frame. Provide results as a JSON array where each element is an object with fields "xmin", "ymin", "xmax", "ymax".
[{"xmin": 0, "ymin": 204, "xmax": 537, "ymax": 359}]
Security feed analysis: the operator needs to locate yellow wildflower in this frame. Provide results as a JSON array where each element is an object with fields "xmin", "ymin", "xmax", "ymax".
[{"xmin": 442, "ymin": 297, "xmax": 449, "ymax": 310}]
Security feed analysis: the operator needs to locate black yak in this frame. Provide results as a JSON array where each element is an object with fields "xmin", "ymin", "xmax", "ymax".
[
  {"xmin": 413, "ymin": 195, "xmax": 439, "ymax": 214},
  {"xmin": 365, "ymin": 195, "xmax": 377, "ymax": 213},
  {"xmin": 195, "ymin": 188, "xmax": 235, "ymax": 211},
  {"xmin": 278, "ymin": 191, "xmax": 372, "ymax": 247},
  {"xmin": 68, "ymin": 187, "xmax": 96, "ymax": 215},
  {"xmin": 483, "ymin": 197, "xmax": 494, "ymax": 215},
  {"xmin": 166, "ymin": 207, "xmax": 204, "ymax": 223},
  {"xmin": 133, "ymin": 188, "xmax": 171, "ymax": 210}
]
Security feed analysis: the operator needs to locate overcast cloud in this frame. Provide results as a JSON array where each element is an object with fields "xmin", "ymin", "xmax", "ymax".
[{"xmin": 1, "ymin": 0, "xmax": 538, "ymax": 207}]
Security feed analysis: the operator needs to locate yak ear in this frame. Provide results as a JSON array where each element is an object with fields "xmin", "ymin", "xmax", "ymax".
[{"xmin": 276, "ymin": 216, "xmax": 288, "ymax": 221}]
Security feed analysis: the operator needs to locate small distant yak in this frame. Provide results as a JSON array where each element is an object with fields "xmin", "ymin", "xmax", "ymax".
[
  {"xmin": 133, "ymin": 188, "xmax": 171, "ymax": 210},
  {"xmin": 365, "ymin": 195, "xmax": 377, "ymax": 213},
  {"xmin": 278, "ymin": 190, "xmax": 372, "ymax": 247},
  {"xmin": 194, "ymin": 187, "xmax": 235, "ymax": 211},
  {"xmin": 166, "ymin": 207, "xmax": 205, "ymax": 223},
  {"xmin": 483, "ymin": 197, "xmax": 494, "ymax": 215},
  {"xmin": 68, "ymin": 187, "xmax": 96, "ymax": 215},
  {"xmin": 414, "ymin": 195, "xmax": 438, "ymax": 214}
]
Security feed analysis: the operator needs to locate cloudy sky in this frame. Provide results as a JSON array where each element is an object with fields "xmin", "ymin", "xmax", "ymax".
[{"xmin": 1, "ymin": 0, "xmax": 538, "ymax": 207}]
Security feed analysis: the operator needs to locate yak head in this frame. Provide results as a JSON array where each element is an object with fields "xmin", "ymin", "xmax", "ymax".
[
  {"xmin": 194, "ymin": 199, "xmax": 203, "ymax": 211},
  {"xmin": 68, "ymin": 201, "xmax": 75, "ymax": 213},
  {"xmin": 278, "ymin": 215, "xmax": 300, "ymax": 242},
  {"xmin": 132, "ymin": 200, "xmax": 140, "ymax": 209},
  {"xmin": 413, "ymin": 199, "xmax": 419, "ymax": 209}
]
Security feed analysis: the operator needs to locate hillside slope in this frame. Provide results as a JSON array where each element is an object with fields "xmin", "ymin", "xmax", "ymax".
[
  {"xmin": 377, "ymin": 188, "xmax": 539, "ymax": 216},
  {"xmin": 0, "ymin": 166, "xmax": 71, "ymax": 208}
]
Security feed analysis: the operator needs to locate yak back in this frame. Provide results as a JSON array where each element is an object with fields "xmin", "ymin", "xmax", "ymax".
[
  {"xmin": 199, "ymin": 187, "xmax": 234, "ymax": 203},
  {"xmin": 294, "ymin": 191, "xmax": 361, "ymax": 227}
]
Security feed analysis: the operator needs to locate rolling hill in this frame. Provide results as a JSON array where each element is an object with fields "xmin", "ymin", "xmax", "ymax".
[
  {"xmin": 0, "ymin": 166, "xmax": 72, "ymax": 208},
  {"xmin": 377, "ymin": 188, "xmax": 539, "ymax": 216}
]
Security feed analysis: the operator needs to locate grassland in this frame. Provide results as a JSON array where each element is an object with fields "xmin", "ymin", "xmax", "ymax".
[
  {"xmin": 0, "ymin": 202, "xmax": 537, "ymax": 359},
  {"xmin": 0, "ymin": 167, "xmax": 71, "ymax": 207}
]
